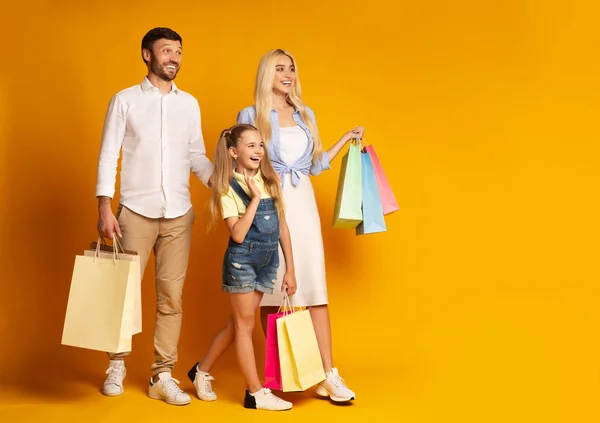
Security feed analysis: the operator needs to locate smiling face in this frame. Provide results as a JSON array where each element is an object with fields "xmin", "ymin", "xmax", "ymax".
[
  {"xmin": 272, "ymin": 54, "xmax": 296, "ymax": 96},
  {"xmin": 229, "ymin": 129, "xmax": 265, "ymax": 175},
  {"xmin": 143, "ymin": 38, "xmax": 182, "ymax": 82}
]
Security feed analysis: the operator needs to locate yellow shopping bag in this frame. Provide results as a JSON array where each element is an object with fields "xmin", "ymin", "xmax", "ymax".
[
  {"xmin": 277, "ymin": 307, "xmax": 326, "ymax": 392},
  {"xmin": 61, "ymin": 237, "xmax": 137, "ymax": 353},
  {"xmin": 85, "ymin": 239, "xmax": 142, "ymax": 335}
]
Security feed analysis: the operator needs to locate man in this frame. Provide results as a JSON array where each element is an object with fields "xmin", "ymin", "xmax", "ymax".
[{"xmin": 96, "ymin": 27, "xmax": 213, "ymax": 405}]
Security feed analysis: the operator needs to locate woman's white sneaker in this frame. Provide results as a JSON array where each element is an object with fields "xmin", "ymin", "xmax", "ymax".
[
  {"xmin": 187, "ymin": 362, "xmax": 217, "ymax": 401},
  {"xmin": 148, "ymin": 372, "xmax": 191, "ymax": 405},
  {"xmin": 244, "ymin": 388, "xmax": 292, "ymax": 411},
  {"xmin": 315, "ymin": 368, "xmax": 356, "ymax": 402},
  {"xmin": 102, "ymin": 360, "xmax": 126, "ymax": 396}
]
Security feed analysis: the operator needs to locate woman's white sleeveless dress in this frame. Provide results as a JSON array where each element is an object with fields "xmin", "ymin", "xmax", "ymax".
[{"xmin": 260, "ymin": 126, "xmax": 329, "ymax": 307}]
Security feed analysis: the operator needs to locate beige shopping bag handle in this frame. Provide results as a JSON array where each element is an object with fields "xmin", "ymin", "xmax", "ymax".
[
  {"xmin": 113, "ymin": 235, "xmax": 125, "ymax": 257},
  {"xmin": 90, "ymin": 238, "xmax": 138, "ymax": 256},
  {"xmin": 277, "ymin": 293, "xmax": 295, "ymax": 315},
  {"xmin": 93, "ymin": 235, "xmax": 125, "ymax": 263}
]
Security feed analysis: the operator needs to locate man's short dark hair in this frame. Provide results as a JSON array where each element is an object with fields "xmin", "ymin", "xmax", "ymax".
[{"xmin": 141, "ymin": 27, "xmax": 182, "ymax": 64}]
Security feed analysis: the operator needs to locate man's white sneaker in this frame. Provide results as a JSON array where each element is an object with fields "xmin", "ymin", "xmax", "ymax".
[
  {"xmin": 148, "ymin": 372, "xmax": 191, "ymax": 406},
  {"xmin": 244, "ymin": 388, "xmax": 292, "ymax": 411},
  {"xmin": 102, "ymin": 360, "xmax": 126, "ymax": 397},
  {"xmin": 188, "ymin": 362, "xmax": 217, "ymax": 401},
  {"xmin": 315, "ymin": 368, "xmax": 356, "ymax": 402}
]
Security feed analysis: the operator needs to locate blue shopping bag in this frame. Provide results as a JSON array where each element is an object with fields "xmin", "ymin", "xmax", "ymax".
[{"xmin": 356, "ymin": 148, "xmax": 387, "ymax": 235}]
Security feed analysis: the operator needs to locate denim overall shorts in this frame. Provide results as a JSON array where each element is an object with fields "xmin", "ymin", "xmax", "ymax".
[{"xmin": 222, "ymin": 178, "xmax": 280, "ymax": 294}]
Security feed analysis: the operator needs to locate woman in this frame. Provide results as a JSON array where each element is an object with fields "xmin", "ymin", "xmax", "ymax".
[{"xmin": 237, "ymin": 49, "xmax": 364, "ymax": 402}]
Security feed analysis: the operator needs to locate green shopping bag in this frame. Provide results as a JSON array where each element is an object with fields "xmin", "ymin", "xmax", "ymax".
[{"xmin": 333, "ymin": 141, "xmax": 363, "ymax": 228}]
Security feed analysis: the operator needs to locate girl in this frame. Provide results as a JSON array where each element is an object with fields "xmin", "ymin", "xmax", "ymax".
[
  {"xmin": 237, "ymin": 49, "xmax": 364, "ymax": 402},
  {"xmin": 188, "ymin": 124, "xmax": 297, "ymax": 411}
]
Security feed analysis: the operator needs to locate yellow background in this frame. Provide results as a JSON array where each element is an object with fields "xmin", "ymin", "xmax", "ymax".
[{"xmin": 1, "ymin": 1, "xmax": 600, "ymax": 421}]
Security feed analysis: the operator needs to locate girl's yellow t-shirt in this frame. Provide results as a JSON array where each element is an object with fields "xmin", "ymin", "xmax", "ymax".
[{"xmin": 220, "ymin": 170, "xmax": 272, "ymax": 219}]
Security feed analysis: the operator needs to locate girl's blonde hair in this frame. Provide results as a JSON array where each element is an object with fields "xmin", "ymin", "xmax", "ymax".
[
  {"xmin": 208, "ymin": 124, "xmax": 284, "ymax": 226},
  {"xmin": 254, "ymin": 48, "xmax": 323, "ymax": 163}
]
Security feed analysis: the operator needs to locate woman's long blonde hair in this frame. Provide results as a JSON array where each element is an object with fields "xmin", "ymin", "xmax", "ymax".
[
  {"xmin": 254, "ymin": 49, "xmax": 323, "ymax": 163},
  {"xmin": 208, "ymin": 124, "xmax": 284, "ymax": 226}
]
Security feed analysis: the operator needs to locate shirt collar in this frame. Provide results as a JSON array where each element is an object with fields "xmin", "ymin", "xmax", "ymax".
[
  {"xmin": 232, "ymin": 169, "xmax": 263, "ymax": 185},
  {"xmin": 270, "ymin": 107, "xmax": 299, "ymax": 116},
  {"xmin": 141, "ymin": 77, "xmax": 179, "ymax": 94}
]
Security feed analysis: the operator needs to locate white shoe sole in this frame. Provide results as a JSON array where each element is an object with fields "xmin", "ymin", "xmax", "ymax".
[
  {"xmin": 102, "ymin": 389, "xmax": 123, "ymax": 397},
  {"xmin": 148, "ymin": 392, "xmax": 191, "ymax": 405},
  {"xmin": 256, "ymin": 405, "xmax": 293, "ymax": 411},
  {"xmin": 315, "ymin": 386, "xmax": 355, "ymax": 402},
  {"xmin": 196, "ymin": 393, "xmax": 217, "ymax": 402}
]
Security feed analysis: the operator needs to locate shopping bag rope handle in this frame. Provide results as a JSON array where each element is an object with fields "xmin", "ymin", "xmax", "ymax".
[
  {"xmin": 277, "ymin": 293, "xmax": 295, "ymax": 315},
  {"xmin": 94, "ymin": 235, "xmax": 125, "ymax": 263}
]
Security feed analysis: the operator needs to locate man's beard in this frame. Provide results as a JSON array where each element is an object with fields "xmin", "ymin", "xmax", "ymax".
[{"xmin": 150, "ymin": 56, "xmax": 179, "ymax": 82}]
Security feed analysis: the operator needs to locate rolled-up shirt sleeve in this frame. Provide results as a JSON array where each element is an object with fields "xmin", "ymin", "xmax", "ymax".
[
  {"xmin": 190, "ymin": 100, "xmax": 214, "ymax": 186},
  {"xmin": 96, "ymin": 95, "xmax": 126, "ymax": 198},
  {"xmin": 310, "ymin": 151, "xmax": 331, "ymax": 176}
]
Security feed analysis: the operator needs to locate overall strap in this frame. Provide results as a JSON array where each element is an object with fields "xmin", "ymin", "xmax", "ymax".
[{"xmin": 230, "ymin": 178, "xmax": 252, "ymax": 206}]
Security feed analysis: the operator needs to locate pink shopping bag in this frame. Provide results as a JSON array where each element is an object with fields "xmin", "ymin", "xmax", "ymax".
[
  {"xmin": 365, "ymin": 145, "xmax": 399, "ymax": 215},
  {"xmin": 264, "ymin": 311, "xmax": 286, "ymax": 390},
  {"xmin": 264, "ymin": 295, "xmax": 294, "ymax": 390}
]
